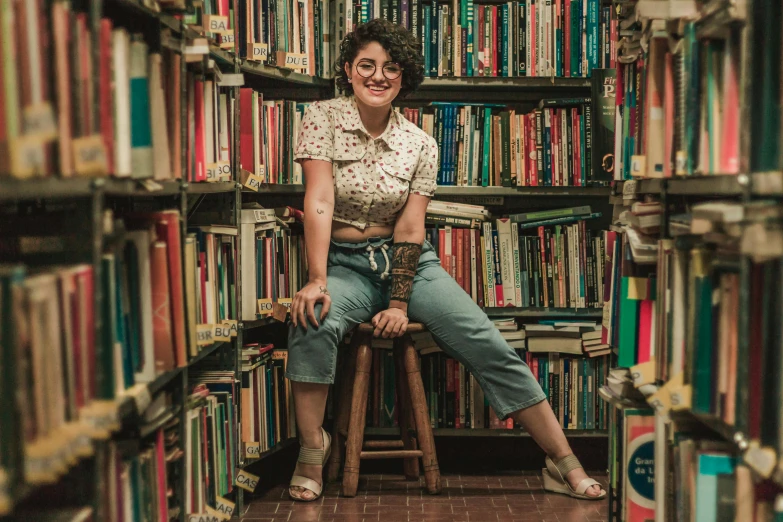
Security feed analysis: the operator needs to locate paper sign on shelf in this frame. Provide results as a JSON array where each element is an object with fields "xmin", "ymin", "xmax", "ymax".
[
  {"xmin": 277, "ymin": 52, "xmax": 308, "ymax": 70},
  {"xmin": 72, "ymin": 135, "xmax": 109, "ymax": 176},
  {"xmin": 196, "ymin": 324, "xmax": 215, "ymax": 346},
  {"xmin": 258, "ymin": 298, "xmax": 274, "ymax": 315},
  {"xmin": 215, "ymin": 496, "xmax": 235, "ymax": 518},
  {"xmin": 235, "ymin": 469, "xmax": 260, "ymax": 492},
  {"xmin": 277, "ymin": 298, "xmax": 292, "ymax": 310},
  {"xmin": 250, "ymin": 43, "xmax": 268, "ymax": 62},
  {"xmin": 219, "ymin": 31, "xmax": 235, "ymax": 49},
  {"xmin": 223, "ymin": 319, "xmax": 238, "ymax": 337},
  {"xmin": 213, "ymin": 324, "xmax": 231, "ymax": 342},
  {"xmin": 243, "ymin": 173, "xmax": 264, "ymax": 192},
  {"xmin": 245, "ymin": 442, "xmax": 261, "ymax": 459},
  {"xmin": 630, "ymin": 361, "xmax": 656, "ymax": 389},
  {"xmin": 23, "ymin": 103, "xmax": 58, "ymax": 141},
  {"xmin": 10, "ymin": 135, "xmax": 47, "ymax": 178},
  {"xmin": 204, "ymin": 15, "xmax": 229, "ymax": 33},
  {"xmin": 218, "ymin": 73, "xmax": 245, "ymax": 87}
]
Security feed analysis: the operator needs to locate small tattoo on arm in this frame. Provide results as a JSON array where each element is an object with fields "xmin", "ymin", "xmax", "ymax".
[
  {"xmin": 319, "ymin": 286, "xmax": 329, "ymax": 295},
  {"xmin": 317, "ymin": 208, "xmax": 324, "ymax": 214}
]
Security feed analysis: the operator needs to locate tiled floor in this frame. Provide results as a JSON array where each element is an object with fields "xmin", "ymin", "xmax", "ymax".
[{"xmin": 241, "ymin": 473, "xmax": 609, "ymax": 522}]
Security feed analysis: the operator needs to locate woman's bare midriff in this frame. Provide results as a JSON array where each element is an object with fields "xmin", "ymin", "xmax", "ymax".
[{"xmin": 330, "ymin": 220, "xmax": 394, "ymax": 242}]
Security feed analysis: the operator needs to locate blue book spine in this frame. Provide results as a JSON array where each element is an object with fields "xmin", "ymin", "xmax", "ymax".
[
  {"xmin": 449, "ymin": 105, "xmax": 457, "ymax": 185},
  {"xmin": 466, "ymin": 0, "xmax": 474, "ymax": 76},
  {"xmin": 500, "ymin": 5, "xmax": 508, "ymax": 77},
  {"xmin": 543, "ymin": 110, "xmax": 552, "ymax": 186},
  {"xmin": 482, "ymin": 107, "xmax": 491, "ymax": 186},
  {"xmin": 443, "ymin": 106, "xmax": 452, "ymax": 186},
  {"xmin": 436, "ymin": 106, "xmax": 445, "ymax": 184}
]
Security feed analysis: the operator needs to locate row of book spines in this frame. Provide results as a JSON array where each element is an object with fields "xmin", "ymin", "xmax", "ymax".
[
  {"xmin": 404, "ymin": 102, "xmax": 593, "ymax": 187},
  {"xmin": 188, "ymin": 230, "xmax": 237, "ymax": 326},
  {"xmin": 424, "ymin": 221, "xmax": 605, "ymax": 309},
  {"xmin": 527, "ymin": 351, "xmax": 609, "ymax": 430},
  {"xmin": 348, "ymin": 0, "xmax": 615, "ymax": 77},
  {"xmin": 187, "ymin": 391, "xmax": 238, "ymax": 506},
  {"xmin": 235, "ymin": 0, "xmax": 328, "ymax": 77},
  {"xmin": 253, "ymin": 231, "xmax": 307, "ymax": 304},
  {"xmin": 240, "ymin": 352, "xmax": 294, "ymax": 451},
  {"xmin": 238, "ymin": 91, "xmax": 307, "ymax": 185},
  {"xmin": 4, "ymin": 1, "xmax": 236, "ymax": 182},
  {"xmin": 412, "ymin": 352, "xmax": 608, "ymax": 430}
]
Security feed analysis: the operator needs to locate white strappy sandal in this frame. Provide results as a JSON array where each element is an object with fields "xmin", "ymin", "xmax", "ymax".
[
  {"xmin": 289, "ymin": 428, "xmax": 332, "ymax": 502},
  {"xmin": 542, "ymin": 455, "xmax": 606, "ymax": 501}
]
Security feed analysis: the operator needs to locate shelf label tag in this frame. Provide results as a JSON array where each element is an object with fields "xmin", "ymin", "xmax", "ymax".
[
  {"xmin": 223, "ymin": 319, "xmax": 238, "ymax": 337},
  {"xmin": 72, "ymin": 135, "xmax": 109, "ymax": 176},
  {"xmin": 245, "ymin": 442, "xmax": 261, "ymax": 459},
  {"xmin": 630, "ymin": 361, "xmax": 656, "ymax": 389},
  {"xmin": 219, "ymin": 31, "xmax": 235, "ymax": 49},
  {"xmin": 675, "ymin": 151, "xmax": 687, "ymax": 175},
  {"xmin": 10, "ymin": 135, "xmax": 47, "ymax": 178},
  {"xmin": 235, "ymin": 469, "xmax": 260, "ymax": 492},
  {"xmin": 243, "ymin": 173, "xmax": 264, "ymax": 192},
  {"xmin": 206, "ymin": 163, "xmax": 219, "ymax": 182},
  {"xmin": 125, "ymin": 383, "xmax": 152, "ymax": 414},
  {"xmin": 23, "ymin": 103, "xmax": 58, "ymax": 141},
  {"xmin": 744, "ymin": 441, "xmax": 776, "ymax": 479},
  {"xmin": 258, "ymin": 298, "xmax": 273, "ymax": 315},
  {"xmin": 206, "ymin": 162, "xmax": 230, "ymax": 182},
  {"xmin": 645, "ymin": 388, "xmax": 671, "ymax": 415},
  {"xmin": 622, "ymin": 180, "xmax": 638, "ymax": 200},
  {"xmin": 250, "ymin": 43, "xmax": 268, "ymax": 62},
  {"xmin": 197, "ymin": 324, "xmax": 214, "ymax": 346},
  {"xmin": 214, "ymin": 497, "xmax": 235, "ymax": 518},
  {"xmin": 213, "ymin": 324, "xmax": 231, "ymax": 342},
  {"xmin": 218, "ymin": 73, "xmax": 244, "ymax": 87},
  {"xmin": 278, "ymin": 52, "xmax": 308, "ymax": 70},
  {"xmin": 277, "ymin": 298, "xmax": 292, "ymax": 311},
  {"xmin": 630, "ymin": 155, "xmax": 646, "ymax": 178},
  {"xmin": 666, "ymin": 374, "xmax": 691, "ymax": 411},
  {"xmin": 204, "ymin": 15, "xmax": 229, "ymax": 33}
]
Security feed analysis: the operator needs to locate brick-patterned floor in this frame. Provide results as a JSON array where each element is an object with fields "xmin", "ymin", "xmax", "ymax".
[{"xmin": 241, "ymin": 473, "xmax": 609, "ymax": 522}]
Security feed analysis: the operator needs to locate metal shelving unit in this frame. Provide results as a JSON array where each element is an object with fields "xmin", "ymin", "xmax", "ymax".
[{"xmin": 242, "ymin": 184, "xmax": 611, "ymax": 197}]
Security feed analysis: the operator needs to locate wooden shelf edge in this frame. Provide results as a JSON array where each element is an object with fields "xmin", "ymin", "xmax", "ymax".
[{"xmin": 364, "ymin": 427, "xmax": 608, "ymax": 437}]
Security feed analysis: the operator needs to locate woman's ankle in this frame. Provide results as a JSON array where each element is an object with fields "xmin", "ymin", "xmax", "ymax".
[{"xmin": 299, "ymin": 426, "xmax": 324, "ymax": 449}]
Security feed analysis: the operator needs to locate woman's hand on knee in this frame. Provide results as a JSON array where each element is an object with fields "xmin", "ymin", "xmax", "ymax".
[
  {"xmin": 292, "ymin": 281, "xmax": 331, "ymax": 329},
  {"xmin": 371, "ymin": 308, "xmax": 408, "ymax": 338}
]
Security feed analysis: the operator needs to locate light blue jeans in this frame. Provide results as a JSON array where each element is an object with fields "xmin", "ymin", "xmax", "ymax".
[{"xmin": 286, "ymin": 236, "xmax": 547, "ymax": 419}]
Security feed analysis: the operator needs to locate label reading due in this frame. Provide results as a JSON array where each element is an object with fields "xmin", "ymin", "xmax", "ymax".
[{"xmin": 279, "ymin": 52, "xmax": 308, "ymax": 70}]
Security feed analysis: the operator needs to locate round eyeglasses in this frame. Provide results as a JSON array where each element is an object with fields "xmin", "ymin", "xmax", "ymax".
[{"xmin": 354, "ymin": 61, "xmax": 403, "ymax": 80}]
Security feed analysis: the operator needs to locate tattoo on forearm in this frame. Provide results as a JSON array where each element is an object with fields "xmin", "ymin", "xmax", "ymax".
[
  {"xmin": 390, "ymin": 242, "xmax": 422, "ymax": 303},
  {"xmin": 317, "ymin": 208, "xmax": 324, "ymax": 214},
  {"xmin": 319, "ymin": 286, "xmax": 329, "ymax": 295}
]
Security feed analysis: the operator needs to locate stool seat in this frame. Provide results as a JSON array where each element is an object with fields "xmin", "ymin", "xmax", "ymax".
[
  {"xmin": 355, "ymin": 322, "xmax": 427, "ymax": 334},
  {"xmin": 327, "ymin": 322, "xmax": 441, "ymax": 497}
]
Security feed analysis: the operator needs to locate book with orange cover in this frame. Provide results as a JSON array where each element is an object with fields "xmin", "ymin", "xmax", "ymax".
[{"xmin": 150, "ymin": 241, "xmax": 175, "ymax": 372}]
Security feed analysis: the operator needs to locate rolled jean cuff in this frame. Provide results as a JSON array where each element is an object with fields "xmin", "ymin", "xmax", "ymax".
[
  {"xmin": 495, "ymin": 392, "xmax": 548, "ymax": 421},
  {"xmin": 285, "ymin": 372, "xmax": 335, "ymax": 385}
]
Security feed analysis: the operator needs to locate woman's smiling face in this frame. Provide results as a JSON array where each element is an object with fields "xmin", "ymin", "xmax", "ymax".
[{"xmin": 344, "ymin": 41, "xmax": 403, "ymax": 108}]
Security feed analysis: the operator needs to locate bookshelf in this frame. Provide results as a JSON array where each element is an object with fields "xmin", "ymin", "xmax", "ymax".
[
  {"xmin": 0, "ymin": 0, "xmax": 621, "ymax": 519},
  {"xmin": 601, "ymin": 0, "xmax": 783, "ymax": 519}
]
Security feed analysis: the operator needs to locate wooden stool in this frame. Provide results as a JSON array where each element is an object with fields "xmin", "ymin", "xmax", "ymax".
[{"xmin": 327, "ymin": 322, "xmax": 441, "ymax": 497}]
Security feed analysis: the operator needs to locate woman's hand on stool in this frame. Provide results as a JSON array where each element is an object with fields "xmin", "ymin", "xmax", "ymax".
[
  {"xmin": 371, "ymin": 307, "xmax": 408, "ymax": 338},
  {"xmin": 292, "ymin": 280, "xmax": 331, "ymax": 330}
]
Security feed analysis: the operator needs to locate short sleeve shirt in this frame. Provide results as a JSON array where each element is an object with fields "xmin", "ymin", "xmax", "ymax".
[{"xmin": 294, "ymin": 96, "xmax": 439, "ymax": 230}]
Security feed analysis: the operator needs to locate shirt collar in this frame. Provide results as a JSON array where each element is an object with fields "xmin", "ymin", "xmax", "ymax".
[{"xmin": 340, "ymin": 96, "xmax": 406, "ymax": 151}]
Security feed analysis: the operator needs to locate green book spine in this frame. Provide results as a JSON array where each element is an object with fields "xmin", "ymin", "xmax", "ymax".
[{"xmin": 617, "ymin": 277, "xmax": 639, "ymax": 368}]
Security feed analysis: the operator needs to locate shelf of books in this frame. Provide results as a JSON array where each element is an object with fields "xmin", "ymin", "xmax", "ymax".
[
  {"xmin": 0, "ymin": 0, "xmax": 631, "ymax": 518},
  {"xmin": 600, "ymin": 0, "xmax": 783, "ymax": 520}
]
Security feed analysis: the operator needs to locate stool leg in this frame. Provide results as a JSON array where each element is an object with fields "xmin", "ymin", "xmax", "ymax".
[
  {"xmin": 402, "ymin": 336, "xmax": 441, "ymax": 495},
  {"xmin": 394, "ymin": 343, "xmax": 420, "ymax": 481},
  {"xmin": 327, "ymin": 339, "xmax": 357, "ymax": 483},
  {"xmin": 342, "ymin": 335, "xmax": 372, "ymax": 498}
]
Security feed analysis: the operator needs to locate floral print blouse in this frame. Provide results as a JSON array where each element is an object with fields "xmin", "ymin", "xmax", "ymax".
[{"xmin": 294, "ymin": 96, "xmax": 439, "ymax": 230}]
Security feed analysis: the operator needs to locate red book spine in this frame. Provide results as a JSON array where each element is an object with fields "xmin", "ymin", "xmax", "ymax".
[
  {"xmin": 463, "ymin": 229, "xmax": 471, "ymax": 296},
  {"xmin": 194, "ymin": 80, "xmax": 206, "ymax": 182},
  {"xmin": 156, "ymin": 213, "xmax": 186, "ymax": 367},
  {"xmin": 239, "ymin": 88, "xmax": 254, "ymax": 175},
  {"xmin": 474, "ymin": 229, "xmax": 485, "ymax": 307},
  {"xmin": 455, "ymin": 228, "xmax": 464, "ymax": 291},
  {"xmin": 491, "ymin": 6, "xmax": 498, "ymax": 77}
]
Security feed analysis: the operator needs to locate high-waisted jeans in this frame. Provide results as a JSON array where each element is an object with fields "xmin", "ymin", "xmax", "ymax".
[{"xmin": 286, "ymin": 236, "xmax": 546, "ymax": 419}]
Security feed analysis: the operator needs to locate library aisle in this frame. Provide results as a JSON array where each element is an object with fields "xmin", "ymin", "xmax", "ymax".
[{"xmin": 241, "ymin": 474, "xmax": 609, "ymax": 522}]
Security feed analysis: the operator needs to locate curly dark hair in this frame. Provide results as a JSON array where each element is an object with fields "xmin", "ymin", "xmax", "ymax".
[{"xmin": 334, "ymin": 18, "xmax": 425, "ymax": 98}]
